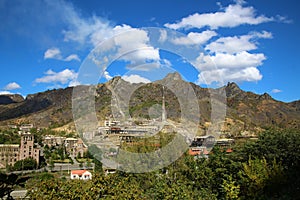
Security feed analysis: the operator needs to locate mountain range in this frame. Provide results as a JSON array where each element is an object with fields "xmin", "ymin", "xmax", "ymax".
[{"xmin": 0, "ymin": 72, "xmax": 299, "ymax": 135}]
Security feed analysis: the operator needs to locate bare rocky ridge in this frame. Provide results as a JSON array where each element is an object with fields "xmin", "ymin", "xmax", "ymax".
[
  {"xmin": 0, "ymin": 94, "xmax": 24, "ymax": 105},
  {"xmin": 0, "ymin": 73, "xmax": 299, "ymax": 135}
]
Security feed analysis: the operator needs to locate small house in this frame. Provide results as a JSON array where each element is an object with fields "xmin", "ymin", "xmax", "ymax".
[{"xmin": 70, "ymin": 170, "xmax": 92, "ymax": 180}]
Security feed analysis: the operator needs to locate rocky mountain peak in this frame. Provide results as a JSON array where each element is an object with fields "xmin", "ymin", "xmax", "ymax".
[
  {"xmin": 0, "ymin": 94, "xmax": 24, "ymax": 105},
  {"xmin": 259, "ymin": 92, "xmax": 272, "ymax": 100},
  {"xmin": 225, "ymin": 82, "xmax": 242, "ymax": 97},
  {"xmin": 163, "ymin": 72, "xmax": 183, "ymax": 81}
]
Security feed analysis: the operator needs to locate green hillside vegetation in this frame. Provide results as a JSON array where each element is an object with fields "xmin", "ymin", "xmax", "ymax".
[{"xmin": 24, "ymin": 128, "xmax": 300, "ymax": 199}]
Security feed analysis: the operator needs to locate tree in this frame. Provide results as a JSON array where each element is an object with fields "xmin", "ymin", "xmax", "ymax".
[
  {"xmin": 77, "ymin": 151, "xmax": 81, "ymax": 159},
  {"xmin": 13, "ymin": 158, "xmax": 37, "ymax": 171},
  {"xmin": 221, "ymin": 174, "xmax": 240, "ymax": 200},
  {"xmin": 0, "ymin": 173, "xmax": 29, "ymax": 199},
  {"xmin": 235, "ymin": 129, "xmax": 300, "ymax": 198},
  {"xmin": 49, "ymin": 159, "xmax": 55, "ymax": 171}
]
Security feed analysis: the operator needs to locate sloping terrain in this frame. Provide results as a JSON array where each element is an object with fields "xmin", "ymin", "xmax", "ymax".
[{"xmin": 0, "ymin": 73, "xmax": 299, "ymax": 135}]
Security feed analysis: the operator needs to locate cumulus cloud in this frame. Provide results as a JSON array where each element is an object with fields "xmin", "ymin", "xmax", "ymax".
[
  {"xmin": 194, "ymin": 51, "xmax": 265, "ymax": 84},
  {"xmin": 64, "ymin": 14, "xmax": 161, "ymax": 69},
  {"xmin": 44, "ymin": 48, "xmax": 62, "ymax": 60},
  {"xmin": 271, "ymin": 89, "xmax": 282, "ymax": 93},
  {"xmin": 44, "ymin": 48, "xmax": 80, "ymax": 62},
  {"xmin": 159, "ymin": 29, "xmax": 167, "ymax": 43},
  {"xmin": 194, "ymin": 51, "xmax": 266, "ymax": 71},
  {"xmin": 171, "ymin": 30, "xmax": 217, "ymax": 45},
  {"xmin": 64, "ymin": 54, "xmax": 80, "ymax": 62},
  {"xmin": 197, "ymin": 67, "xmax": 262, "ymax": 85},
  {"xmin": 4, "ymin": 82, "xmax": 21, "ymax": 90},
  {"xmin": 192, "ymin": 30, "xmax": 273, "ymax": 84},
  {"xmin": 35, "ymin": 69, "xmax": 78, "ymax": 85},
  {"xmin": 205, "ymin": 31, "xmax": 272, "ymax": 54},
  {"xmin": 165, "ymin": 2, "xmax": 273, "ymax": 30},
  {"xmin": 89, "ymin": 25, "xmax": 161, "ymax": 70},
  {"xmin": 122, "ymin": 74, "xmax": 151, "ymax": 84},
  {"xmin": 63, "ymin": 14, "xmax": 113, "ymax": 46},
  {"xmin": 103, "ymin": 71, "xmax": 113, "ymax": 80},
  {"xmin": 0, "ymin": 91, "xmax": 13, "ymax": 95},
  {"xmin": 114, "ymin": 27, "xmax": 160, "ymax": 65},
  {"xmin": 206, "ymin": 35, "xmax": 256, "ymax": 54}
]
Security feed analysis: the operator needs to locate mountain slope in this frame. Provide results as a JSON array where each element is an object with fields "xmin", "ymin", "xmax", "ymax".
[{"xmin": 0, "ymin": 73, "xmax": 299, "ymax": 135}]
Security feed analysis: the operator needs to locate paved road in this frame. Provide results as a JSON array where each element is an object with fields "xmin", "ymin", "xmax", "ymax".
[{"xmin": 7, "ymin": 163, "xmax": 94, "ymax": 174}]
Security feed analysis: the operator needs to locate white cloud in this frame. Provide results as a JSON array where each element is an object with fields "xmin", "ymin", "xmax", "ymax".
[
  {"xmin": 64, "ymin": 15, "xmax": 161, "ymax": 69},
  {"xmin": 159, "ymin": 29, "xmax": 167, "ymax": 43},
  {"xmin": 193, "ymin": 30, "xmax": 272, "ymax": 84},
  {"xmin": 44, "ymin": 48, "xmax": 80, "ymax": 62},
  {"xmin": 103, "ymin": 71, "xmax": 112, "ymax": 80},
  {"xmin": 205, "ymin": 35, "xmax": 255, "ymax": 54},
  {"xmin": 39, "ymin": 0, "xmax": 276, "ymax": 87},
  {"xmin": 0, "ymin": 91, "xmax": 13, "ymax": 95},
  {"xmin": 271, "ymin": 89, "xmax": 282, "ymax": 93},
  {"xmin": 64, "ymin": 14, "xmax": 113, "ymax": 46},
  {"xmin": 171, "ymin": 30, "xmax": 217, "ymax": 45},
  {"xmin": 197, "ymin": 67, "xmax": 262, "ymax": 85},
  {"xmin": 4, "ymin": 82, "xmax": 21, "ymax": 90},
  {"xmin": 68, "ymin": 80, "xmax": 81, "ymax": 87},
  {"xmin": 194, "ymin": 51, "xmax": 266, "ymax": 71},
  {"xmin": 249, "ymin": 30, "xmax": 273, "ymax": 39},
  {"xmin": 35, "ymin": 69, "xmax": 78, "ymax": 85},
  {"xmin": 205, "ymin": 31, "xmax": 272, "ymax": 54},
  {"xmin": 64, "ymin": 54, "xmax": 81, "ymax": 62},
  {"xmin": 194, "ymin": 51, "xmax": 265, "ymax": 84},
  {"xmin": 122, "ymin": 74, "xmax": 151, "ymax": 84},
  {"xmin": 44, "ymin": 48, "xmax": 62, "ymax": 60},
  {"xmin": 165, "ymin": 2, "xmax": 273, "ymax": 30},
  {"xmin": 110, "ymin": 26, "xmax": 161, "ymax": 69}
]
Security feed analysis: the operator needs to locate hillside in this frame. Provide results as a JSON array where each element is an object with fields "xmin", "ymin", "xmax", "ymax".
[{"xmin": 0, "ymin": 73, "xmax": 299, "ymax": 135}]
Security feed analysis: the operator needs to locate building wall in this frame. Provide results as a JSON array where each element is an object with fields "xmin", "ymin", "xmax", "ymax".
[
  {"xmin": 0, "ymin": 133, "xmax": 40, "ymax": 169},
  {"xmin": 0, "ymin": 144, "xmax": 19, "ymax": 168},
  {"xmin": 19, "ymin": 133, "xmax": 40, "ymax": 165}
]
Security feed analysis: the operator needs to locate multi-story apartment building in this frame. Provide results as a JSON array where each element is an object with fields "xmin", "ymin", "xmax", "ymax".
[
  {"xmin": 0, "ymin": 132, "xmax": 40, "ymax": 169},
  {"xmin": 0, "ymin": 144, "xmax": 19, "ymax": 168},
  {"xmin": 19, "ymin": 133, "xmax": 40, "ymax": 165}
]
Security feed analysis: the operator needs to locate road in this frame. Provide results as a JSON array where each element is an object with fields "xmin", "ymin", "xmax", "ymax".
[{"xmin": 7, "ymin": 162, "xmax": 94, "ymax": 175}]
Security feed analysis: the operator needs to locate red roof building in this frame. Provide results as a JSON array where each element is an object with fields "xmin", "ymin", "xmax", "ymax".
[{"xmin": 70, "ymin": 170, "xmax": 92, "ymax": 180}]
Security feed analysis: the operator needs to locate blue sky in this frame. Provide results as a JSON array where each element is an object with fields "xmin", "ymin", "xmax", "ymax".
[{"xmin": 0, "ymin": 0, "xmax": 299, "ymax": 102}]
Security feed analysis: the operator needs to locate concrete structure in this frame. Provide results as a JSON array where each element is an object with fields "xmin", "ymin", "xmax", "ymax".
[
  {"xmin": 19, "ymin": 133, "xmax": 40, "ymax": 165},
  {"xmin": 104, "ymin": 120, "xmax": 120, "ymax": 127},
  {"xmin": 72, "ymin": 138, "xmax": 87, "ymax": 157},
  {"xmin": 0, "ymin": 132, "xmax": 40, "ymax": 168},
  {"xmin": 162, "ymin": 86, "xmax": 167, "ymax": 122},
  {"xmin": 216, "ymin": 138, "xmax": 235, "ymax": 147},
  {"xmin": 188, "ymin": 146, "xmax": 210, "ymax": 158},
  {"xmin": 0, "ymin": 144, "xmax": 19, "ymax": 168},
  {"xmin": 70, "ymin": 169, "xmax": 92, "ymax": 180},
  {"xmin": 19, "ymin": 124, "xmax": 33, "ymax": 132},
  {"xmin": 191, "ymin": 135, "xmax": 215, "ymax": 148},
  {"xmin": 43, "ymin": 136, "xmax": 88, "ymax": 158},
  {"xmin": 43, "ymin": 135, "xmax": 66, "ymax": 147}
]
